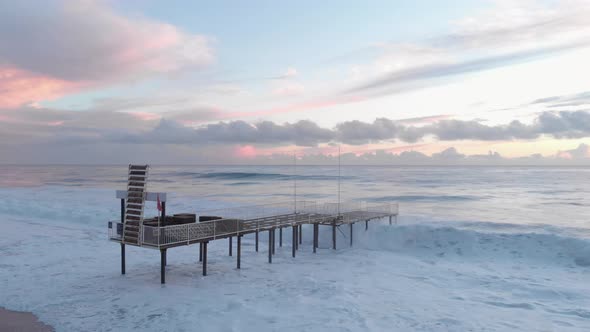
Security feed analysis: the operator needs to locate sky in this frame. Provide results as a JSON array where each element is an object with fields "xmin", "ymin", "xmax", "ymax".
[{"xmin": 1, "ymin": 0, "xmax": 590, "ymax": 165}]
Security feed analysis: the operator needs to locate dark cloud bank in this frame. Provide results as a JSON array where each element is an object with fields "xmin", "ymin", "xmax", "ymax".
[
  {"xmin": 119, "ymin": 110, "xmax": 590, "ymax": 146},
  {"xmin": 3, "ymin": 108, "xmax": 590, "ymax": 165}
]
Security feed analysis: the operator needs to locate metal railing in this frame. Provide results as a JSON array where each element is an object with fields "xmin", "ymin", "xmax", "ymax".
[
  {"xmin": 109, "ymin": 201, "xmax": 399, "ymax": 248},
  {"xmin": 195, "ymin": 200, "xmax": 317, "ymax": 221},
  {"xmin": 108, "ymin": 221, "xmax": 123, "ymax": 241}
]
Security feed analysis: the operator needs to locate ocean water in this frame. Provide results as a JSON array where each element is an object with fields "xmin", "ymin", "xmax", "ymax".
[
  {"xmin": 1, "ymin": 165, "xmax": 589, "ymax": 230},
  {"xmin": 1, "ymin": 165, "xmax": 590, "ymax": 331}
]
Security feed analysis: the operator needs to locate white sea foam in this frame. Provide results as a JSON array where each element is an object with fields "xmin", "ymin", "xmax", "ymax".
[
  {"xmin": 1, "ymin": 166, "xmax": 590, "ymax": 331},
  {"xmin": 1, "ymin": 211, "xmax": 589, "ymax": 331}
]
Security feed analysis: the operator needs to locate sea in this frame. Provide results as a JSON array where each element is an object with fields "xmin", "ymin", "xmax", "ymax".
[
  {"xmin": 1, "ymin": 165, "xmax": 590, "ymax": 331},
  {"xmin": 1, "ymin": 164, "xmax": 588, "ymax": 231}
]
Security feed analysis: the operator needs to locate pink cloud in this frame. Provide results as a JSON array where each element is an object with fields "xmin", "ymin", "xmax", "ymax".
[
  {"xmin": 0, "ymin": 67, "xmax": 82, "ymax": 109},
  {"xmin": 125, "ymin": 112, "xmax": 162, "ymax": 121},
  {"xmin": 234, "ymin": 145, "xmax": 258, "ymax": 158},
  {"xmin": 0, "ymin": 1, "xmax": 215, "ymax": 108},
  {"xmin": 0, "ymin": 1, "xmax": 214, "ymax": 81}
]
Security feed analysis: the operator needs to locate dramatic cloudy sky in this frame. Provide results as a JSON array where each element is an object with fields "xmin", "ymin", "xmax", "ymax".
[{"xmin": 2, "ymin": 0, "xmax": 590, "ymax": 164}]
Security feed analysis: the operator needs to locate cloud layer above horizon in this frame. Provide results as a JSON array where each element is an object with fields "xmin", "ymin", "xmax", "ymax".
[{"xmin": 1, "ymin": 0, "xmax": 590, "ymax": 164}]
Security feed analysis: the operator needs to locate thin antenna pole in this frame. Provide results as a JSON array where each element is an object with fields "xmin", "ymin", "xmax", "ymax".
[
  {"xmin": 294, "ymin": 151, "xmax": 297, "ymax": 213},
  {"xmin": 338, "ymin": 145, "xmax": 341, "ymax": 216}
]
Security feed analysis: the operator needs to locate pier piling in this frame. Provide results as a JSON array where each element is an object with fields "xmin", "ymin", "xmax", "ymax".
[
  {"xmin": 121, "ymin": 243, "xmax": 125, "ymax": 275},
  {"xmin": 272, "ymin": 229, "xmax": 276, "ymax": 255},
  {"xmin": 255, "ymin": 230, "xmax": 259, "ymax": 252},
  {"xmin": 268, "ymin": 230, "xmax": 273, "ymax": 263},
  {"xmin": 332, "ymin": 221, "xmax": 337, "ymax": 250},
  {"xmin": 202, "ymin": 241, "xmax": 208, "ymax": 276},
  {"xmin": 229, "ymin": 236, "xmax": 232, "ymax": 256},
  {"xmin": 313, "ymin": 223, "xmax": 318, "ymax": 253},
  {"xmin": 160, "ymin": 249, "xmax": 166, "ymax": 284},
  {"xmin": 237, "ymin": 235, "xmax": 241, "ymax": 269},
  {"xmin": 292, "ymin": 226, "xmax": 296, "ymax": 258},
  {"xmin": 199, "ymin": 242, "xmax": 203, "ymax": 262},
  {"xmin": 350, "ymin": 223, "xmax": 353, "ymax": 247}
]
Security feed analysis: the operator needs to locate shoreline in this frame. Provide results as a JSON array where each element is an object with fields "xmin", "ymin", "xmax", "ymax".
[{"xmin": 0, "ymin": 307, "xmax": 54, "ymax": 332}]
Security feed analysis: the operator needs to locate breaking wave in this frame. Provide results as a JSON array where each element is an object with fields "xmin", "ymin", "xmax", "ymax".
[
  {"xmin": 358, "ymin": 222, "xmax": 590, "ymax": 267},
  {"xmin": 367, "ymin": 195, "xmax": 483, "ymax": 202},
  {"xmin": 165, "ymin": 171, "xmax": 354, "ymax": 181}
]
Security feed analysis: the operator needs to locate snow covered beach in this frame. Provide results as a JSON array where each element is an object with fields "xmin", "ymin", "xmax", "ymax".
[{"xmin": 1, "ymin": 166, "xmax": 590, "ymax": 331}]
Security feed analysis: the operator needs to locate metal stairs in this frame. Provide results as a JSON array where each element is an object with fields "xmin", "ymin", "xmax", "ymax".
[{"xmin": 123, "ymin": 164, "xmax": 149, "ymax": 245}]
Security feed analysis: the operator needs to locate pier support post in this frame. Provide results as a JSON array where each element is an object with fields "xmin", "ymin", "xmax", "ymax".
[
  {"xmin": 160, "ymin": 248, "xmax": 166, "ymax": 284},
  {"xmin": 350, "ymin": 223, "xmax": 353, "ymax": 247},
  {"xmin": 272, "ymin": 229, "xmax": 276, "ymax": 255},
  {"xmin": 365, "ymin": 220, "xmax": 368, "ymax": 231},
  {"xmin": 199, "ymin": 242, "xmax": 203, "ymax": 262},
  {"xmin": 279, "ymin": 228, "xmax": 283, "ymax": 247},
  {"xmin": 389, "ymin": 216, "xmax": 392, "ymax": 225},
  {"xmin": 202, "ymin": 241, "xmax": 208, "ymax": 276},
  {"xmin": 292, "ymin": 226, "xmax": 296, "ymax": 258},
  {"xmin": 237, "ymin": 235, "xmax": 242, "ymax": 269},
  {"xmin": 295, "ymin": 225, "xmax": 299, "ymax": 251},
  {"xmin": 255, "ymin": 230, "xmax": 259, "ymax": 252},
  {"xmin": 268, "ymin": 230, "xmax": 273, "ymax": 263},
  {"xmin": 120, "ymin": 198, "xmax": 125, "ymax": 223},
  {"xmin": 121, "ymin": 243, "xmax": 125, "ymax": 275},
  {"xmin": 229, "ymin": 236, "xmax": 232, "ymax": 256},
  {"xmin": 313, "ymin": 223, "xmax": 318, "ymax": 253},
  {"xmin": 332, "ymin": 221, "xmax": 337, "ymax": 250},
  {"xmin": 299, "ymin": 224, "xmax": 302, "ymax": 245}
]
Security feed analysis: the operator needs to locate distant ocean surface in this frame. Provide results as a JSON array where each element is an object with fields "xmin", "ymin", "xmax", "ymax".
[{"xmin": 1, "ymin": 165, "xmax": 588, "ymax": 232}]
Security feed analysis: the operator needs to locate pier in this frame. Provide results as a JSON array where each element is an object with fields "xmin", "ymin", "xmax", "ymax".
[{"xmin": 108, "ymin": 165, "xmax": 399, "ymax": 283}]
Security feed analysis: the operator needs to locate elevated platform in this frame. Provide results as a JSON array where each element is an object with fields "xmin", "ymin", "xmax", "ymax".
[
  {"xmin": 107, "ymin": 165, "xmax": 399, "ymax": 284},
  {"xmin": 109, "ymin": 200, "xmax": 397, "ymax": 249}
]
